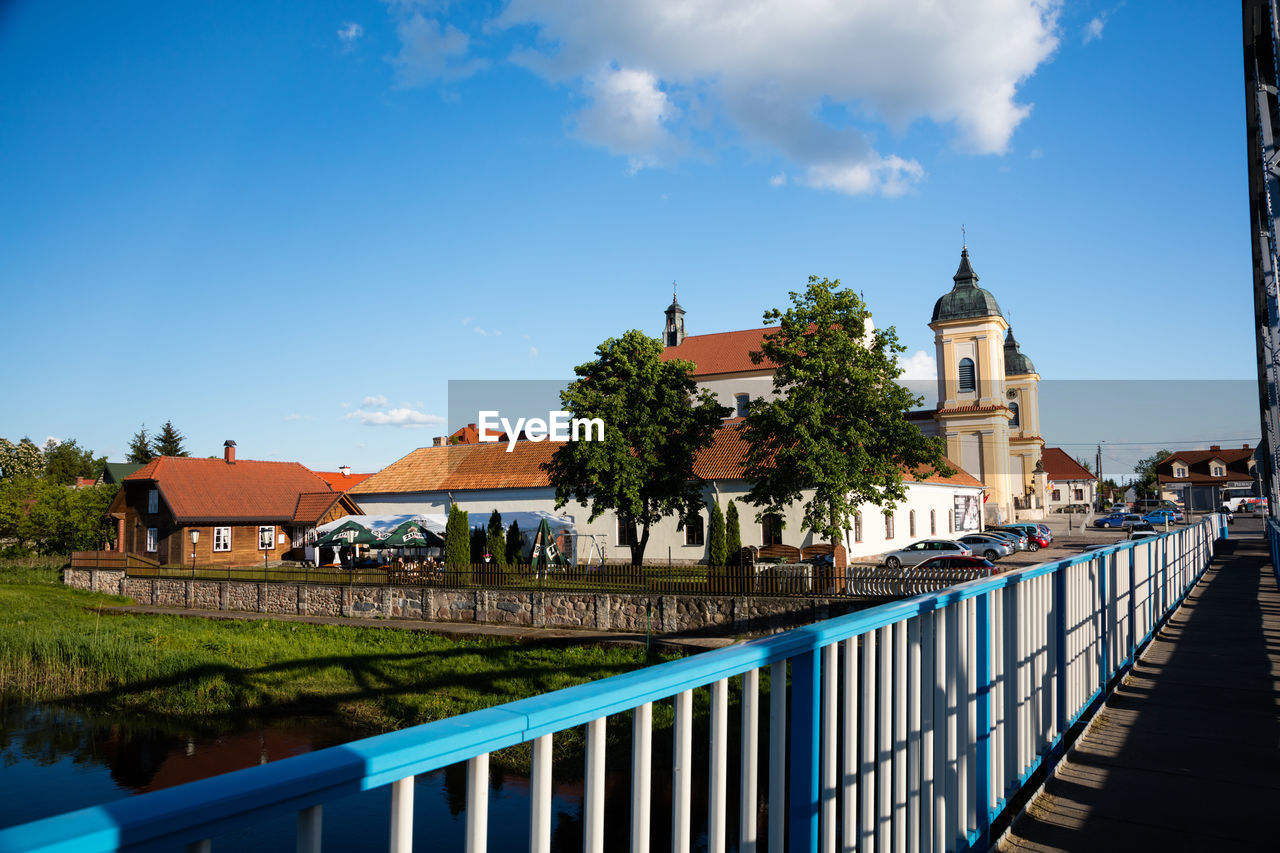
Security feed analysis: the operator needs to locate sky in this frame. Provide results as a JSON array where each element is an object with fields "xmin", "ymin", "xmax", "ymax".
[{"xmin": 0, "ymin": 1, "xmax": 1257, "ymax": 479}]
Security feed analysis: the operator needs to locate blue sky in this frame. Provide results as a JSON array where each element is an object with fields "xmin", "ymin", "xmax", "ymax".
[{"xmin": 0, "ymin": 1, "xmax": 1255, "ymax": 475}]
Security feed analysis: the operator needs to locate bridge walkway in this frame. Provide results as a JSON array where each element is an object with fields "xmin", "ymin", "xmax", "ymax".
[{"xmin": 999, "ymin": 535, "xmax": 1280, "ymax": 851}]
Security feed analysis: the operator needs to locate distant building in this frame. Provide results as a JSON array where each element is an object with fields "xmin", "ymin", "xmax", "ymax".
[
  {"xmin": 1040, "ymin": 448, "xmax": 1097, "ymax": 511},
  {"xmin": 1157, "ymin": 445, "xmax": 1257, "ymax": 511},
  {"xmin": 98, "ymin": 462, "xmax": 144, "ymax": 485}
]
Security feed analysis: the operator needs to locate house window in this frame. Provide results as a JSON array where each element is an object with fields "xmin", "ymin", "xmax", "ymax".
[
  {"xmin": 930, "ymin": 509, "xmax": 937, "ymax": 535},
  {"xmin": 762, "ymin": 514, "xmax": 784, "ymax": 546},
  {"xmin": 854, "ymin": 512, "xmax": 863, "ymax": 543},
  {"xmin": 1052, "ymin": 488, "xmax": 1061, "ymax": 502},
  {"xmin": 909, "ymin": 510, "xmax": 916, "ymax": 537},
  {"xmin": 735, "ymin": 394, "xmax": 750, "ymax": 418},
  {"xmin": 617, "ymin": 518, "xmax": 636, "ymax": 547},
  {"xmin": 146, "ymin": 527, "xmax": 158, "ymax": 553},
  {"xmin": 958, "ymin": 358, "xmax": 976, "ymax": 393},
  {"xmin": 1073, "ymin": 488, "xmax": 1084, "ymax": 501},
  {"xmin": 884, "ymin": 512, "xmax": 895, "ymax": 539},
  {"xmin": 258, "ymin": 526, "xmax": 275, "ymax": 551},
  {"xmin": 1175, "ymin": 466, "xmax": 1187, "ymax": 478},
  {"xmin": 147, "ymin": 489, "xmax": 158, "ymax": 514},
  {"xmin": 1213, "ymin": 466, "xmax": 1224, "ymax": 477},
  {"xmin": 213, "ymin": 527, "xmax": 231, "ymax": 552},
  {"xmin": 684, "ymin": 513, "xmax": 705, "ymax": 546},
  {"xmin": 1009, "ymin": 402, "xmax": 1020, "ymax": 427}
]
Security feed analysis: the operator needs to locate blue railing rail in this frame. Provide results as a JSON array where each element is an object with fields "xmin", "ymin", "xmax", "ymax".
[{"xmin": 0, "ymin": 516, "xmax": 1225, "ymax": 853}]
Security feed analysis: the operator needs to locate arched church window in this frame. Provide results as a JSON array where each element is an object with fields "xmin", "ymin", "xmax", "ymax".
[
  {"xmin": 909, "ymin": 510, "xmax": 916, "ymax": 537},
  {"xmin": 930, "ymin": 509, "xmax": 937, "ymax": 535},
  {"xmin": 854, "ymin": 512, "xmax": 863, "ymax": 543},
  {"xmin": 1009, "ymin": 402, "xmax": 1020, "ymax": 427},
  {"xmin": 958, "ymin": 358, "xmax": 976, "ymax": 393}
]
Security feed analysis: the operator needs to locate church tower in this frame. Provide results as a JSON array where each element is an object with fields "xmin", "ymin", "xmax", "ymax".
[
  {"xmin": 929, "ymin": 247, "xmax": 1016, "ymax": 524},
  {"xmin": 664, "ymin": 294, "xmax": 686, "ymax": 347},
  {"xmin": 1003, "ymin": 328, "xmax": 1046, "ymax": 512}
]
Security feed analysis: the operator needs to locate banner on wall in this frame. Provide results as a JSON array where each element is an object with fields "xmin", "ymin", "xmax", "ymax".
[{"xmin": 954, "ymin": 494, "xmax": 981, "ymax": 531}]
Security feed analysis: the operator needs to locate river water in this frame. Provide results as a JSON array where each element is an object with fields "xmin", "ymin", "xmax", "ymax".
[{"xmin": 0, "ymin": 703, "xmax": 721, "ymax": 851}]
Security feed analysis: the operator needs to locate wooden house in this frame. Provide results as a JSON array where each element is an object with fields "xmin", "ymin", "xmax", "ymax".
[{"xmin": 106, "ymin": 441, "xmax": 363, "ymax": 566}]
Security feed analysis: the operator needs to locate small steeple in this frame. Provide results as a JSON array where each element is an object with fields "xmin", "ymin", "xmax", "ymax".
[
  {"xmin": 953, "ymin": 247, "xmax": 979, "ymax": 288},
  {"xmin": 664, "ymin": 284, "xmax": 686, "ymax": 347}
]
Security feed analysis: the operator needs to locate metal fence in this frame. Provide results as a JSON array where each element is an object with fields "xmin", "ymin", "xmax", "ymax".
[{"xmin": 4, "ymin": 515, "xmax": 1226, "ymax": 853}]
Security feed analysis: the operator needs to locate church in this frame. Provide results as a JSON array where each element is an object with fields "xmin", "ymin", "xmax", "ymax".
[{"xmin": 660, "ymin": 245, "xmax": 1046, "ymax": 526}]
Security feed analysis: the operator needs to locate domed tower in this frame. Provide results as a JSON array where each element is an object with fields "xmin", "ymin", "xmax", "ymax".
[
  {"xmin": 929, "ymin": 247, "xmax": 1016, "ymax": 525},
  {"xmin": 1004, "ymin": 328, "xmax": 1046, "ymax": 515}
]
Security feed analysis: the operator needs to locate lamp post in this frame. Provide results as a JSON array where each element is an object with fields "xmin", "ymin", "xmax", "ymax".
[{"xmin": 189, "ymin": 529, "xmax": 200, "ymax": 574}]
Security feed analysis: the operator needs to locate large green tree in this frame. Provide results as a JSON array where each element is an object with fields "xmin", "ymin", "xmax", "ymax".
[
  {"xmin": 486, "ymin": 510, "xmax": 507, "ymax": 566},
  {"xmin": 543, "ymin": 330, "xmax": 730, "ymax": 566},
  {"xmin": 741, "ymin": 276, "xmax": 951, "ymax": 543},
  {"xmin": 1133, "ymin": 450, "xmax": 1173, "ymax": 498},
  {"xmin": 42, "ymin": 439, "xmax": 105, "ymax": 486},
  {"xmin": 707, "ymin": 502, "xmax": 727, "ymax": 566},
  {"xmin": 444, "ymin": 505, "xmax": 470, "ymax": 567},
  {"xmin": 725, "ymin": 500, "xmax": 742, "ymax": 562},
  {"xmin": 126, "ymin": 425, "xmax": 154, "ymax": 464},
  {"xmin": 154, "ymin": 420, "xmax": 189, "ymax": 457}
]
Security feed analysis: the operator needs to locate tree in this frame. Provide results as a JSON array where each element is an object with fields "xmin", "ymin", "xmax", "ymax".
[
  {"xmin": 486, "ymin": 510, "xmax": 507, "ymax": 566},
  {"xmin": 154, "ymin": 420, "xmax": 188, "ymax": 457},
  {"xmin": 725, "ymin": 500, "xmax": 742, "ymax": 563},
  {"xmin": 42, "ymin": 439, "xmax": 105, "ymax": 486},
  {"xmin": 444, "ymin": 505, "xmax": 470, "ymax": 567},
  {"xmin": 741, "ymin": 277, "xmax": 951, "ymax": 543},
  {"xmin": 1075, "ymin": 456, "xmax": 1094, "ymax": 475},
  {"xmin": 707, "ymin": 502, "xmax": 726, "ymax": 566},
  {"xmin": 1133, "ymin": 450, "xmax": 1173, "ymax": 498},
  {"xmin": 543, "ymin": 330, "xmax": 730, "ymax": 566},
  {"xmin": 505, "ymin": 519, "xmax": 523, "ymax": 564},
  {"xmin": 126, "ymin": 425, "xmax": 154, "ymax": 464},
  {"xmin": 0, "ymin": 438, "xmax": 44, "ymax": 480},
  {"xmin": 469, "ymin": 525, "xmax": 487, "ymax": 562}
]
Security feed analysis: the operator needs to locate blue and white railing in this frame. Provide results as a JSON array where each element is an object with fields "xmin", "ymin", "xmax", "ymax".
[{"xmin": 0, "ymin": 516, "xmax": 1225, "ymax": 853}]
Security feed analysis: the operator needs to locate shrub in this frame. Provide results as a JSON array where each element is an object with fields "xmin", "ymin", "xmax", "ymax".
[
  {"xmin": 708, "ymin": 502, "xmax": 726, "ymax": 566},
  {"xmin": 725, "ymin": 500, "xmax": 742, "ymax": 564}
]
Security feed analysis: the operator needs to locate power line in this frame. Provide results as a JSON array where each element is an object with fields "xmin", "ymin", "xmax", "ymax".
[{"xmin": 1052, "ymin": 438, "xmax": 1260, "ymax": 447}]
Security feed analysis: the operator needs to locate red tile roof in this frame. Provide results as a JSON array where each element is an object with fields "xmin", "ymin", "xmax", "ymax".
[
  {"xmin": 659, "ymin": 327, "xmax": 779, "ymax": 376},
  {"xmin": 354, "ymin": 425, "xmax": 984, "ymax": 493},
  {"xmin": 313, "ymin": 471, "xmax": 374, "ymax": 491},
  {"xmin": 292, "ymin": 492, "xmax": 345, "ymax": 525},
  {"xmin": 1041, "ymin": 447, "xmax": 1095, "ymax": 482},
  {"xmin": 125, "ymin": 457, "xmax": 338, "ymax": 523},
  {"xmin": 1156, "ymin": 445, "xmax": 1255, "ymax": 486}
]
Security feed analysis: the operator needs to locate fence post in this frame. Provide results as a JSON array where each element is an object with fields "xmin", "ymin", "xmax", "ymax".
[
  {"xmin": 975, "ymin": 593, "xmax": 992, "ymax": 845},
  {"xmin": 1127, "ymin": 548, "xmax": 1137, "ymax": 665},
  {"xmin": 1052, "ymin": 567, "xmax": 1067, "ymax": 759},
  {"xmin": 788, "ymin": 649, "xmax": 820, "ymax": 853}
]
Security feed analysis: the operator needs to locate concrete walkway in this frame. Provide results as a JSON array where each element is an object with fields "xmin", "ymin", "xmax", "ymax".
[
  {"xmin": 107, "ymin": 604, "xmax": 737, "ymax": 652},
  {"xmin": 999, "ymin": 535, "xmax": 1280, "ymax": 851}
]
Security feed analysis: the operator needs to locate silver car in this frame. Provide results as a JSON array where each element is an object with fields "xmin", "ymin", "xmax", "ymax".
[
  {"xmin": 957, "ymin": 533, "xmax": 1015, "ymax": 561},
  {"xmin": 881, "ymin": 539, "xmax": 973, "ymax": 570}
]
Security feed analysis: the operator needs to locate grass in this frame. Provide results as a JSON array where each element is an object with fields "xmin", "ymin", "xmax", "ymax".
[{"xmin": 0, "ymin": 559, "xmax": 695, "ymax": 767}]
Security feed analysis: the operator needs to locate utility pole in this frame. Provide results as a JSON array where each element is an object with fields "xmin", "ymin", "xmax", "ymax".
[{"xmin": 1096, "ymin": 443, "xmax": 1104, "ymax": 508}]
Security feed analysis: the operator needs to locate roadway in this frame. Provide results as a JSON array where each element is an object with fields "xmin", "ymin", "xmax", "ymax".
[{"xmin": 997, "ymin": 519, "xmax": 1280, "ymax": 850}]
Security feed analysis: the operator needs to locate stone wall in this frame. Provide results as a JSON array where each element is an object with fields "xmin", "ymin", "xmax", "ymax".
[{"xmin": 60, "ymin": 568, "xmax": 869, "ymax": 637}]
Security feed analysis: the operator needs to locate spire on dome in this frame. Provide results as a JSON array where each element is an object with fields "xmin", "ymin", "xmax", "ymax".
[{"xmin": 953, "ymin": 247, "xmax": 979, "ymax": 287}]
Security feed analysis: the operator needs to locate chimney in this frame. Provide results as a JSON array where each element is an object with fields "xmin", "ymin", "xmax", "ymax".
[
  {"xmin": 339, "ymin": 465, "xmax": 351, "ymax": 478},
  {"xmin": 224, "ymin": 440, "xmax": 237, "ymax": 464},
  {"xmin": 1209, "ymin": 445, "xmax": 1220, "ymax": 451},
  {"xmin": 1244, "ymin": 444, "xmax": 1252, "ymax": 450}
]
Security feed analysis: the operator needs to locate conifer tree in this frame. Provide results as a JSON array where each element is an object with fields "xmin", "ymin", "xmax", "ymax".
[
  {"xmin": 486, "ymin": 509, "xmax": 507, "ymax": 566},
  {"xmin": 725, "ymin": 500, "xmax": 742, "ymax": 564},
  {"xmin": 126, "ymin": 425, "xmax": 154, "ymax": 464},
  {"xmin": 154, "ymin": 420, "xmax": 188, "ymax": 457},
  {"xmin": 708, "ymin": 502, "xmax": 727, "ymax": 566},
  {"xmin": 444, "ymin": 505, "xmax": 470, "ymax": 567},
  {"xmin": 470, "ymin": 525, "xmax": 486, "ymax": 563},
  {"xmin": 505, "ymin": 519, "xmax": 523, "ymax": 564}
]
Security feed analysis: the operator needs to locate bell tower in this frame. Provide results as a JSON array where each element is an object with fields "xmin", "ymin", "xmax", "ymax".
[{"xmin": 664, "ymin": 291, "xmax": 686, "ymax": 347}]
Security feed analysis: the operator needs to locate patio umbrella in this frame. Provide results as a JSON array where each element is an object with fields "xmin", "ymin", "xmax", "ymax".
[
  {"xmin": 381, "ymin": 519, "xmax": 445, "ymax": 549},
  {"xmin": 316, "ymin": 520, "xmax": 378, "ymax": 547},
  {"xmin": 529, "ymin": 518, "xmax": 567, "ymax": 574}
]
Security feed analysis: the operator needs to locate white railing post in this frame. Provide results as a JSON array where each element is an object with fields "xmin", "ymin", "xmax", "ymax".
[
  {"xmin": 770, "ymin": 662, "xmax": 787, "ymax": 853},
  {"xmin": 531, "ymin": 735, "xmax": 552, "ymax": 853},
  {"xmin": 906, "ymin": 616, "xmax": 922, "ymax": 853},
  {"xmin": 631, "ymin": 706, "xmax": 652, "ymax": 853},
  {"xmin": 390, "ymin": 776, "xmax": 414, "ymax": 853},
  {"xmin": 893, "ymin": 620, "xmax": 908, "ymax": 853},
  {"xmin": 740, "ymin": 670, "xmax": 759, "ymax": 853},
  {"xmin": 585, "ymin": 717, "xmax": 606, "ymax": 853},
  {"xmin": 466, "ymin": 755, "xmax": 488, "ymax": 853},
  {"xmin": 710, "ymin": 679, "xmax": 729, "ymax": 853},
  {"xmin": 860, "ymin": 630, "xmax": 877, "ymax": 853},
  {"xmin": 673, "ymin": 689, "xmax": 693, "ymax": 853},
  {"xmin": 297, "ymin": 805, "xmax": 322, "ymax": 853},
  {"xmin": 822, "ymin": 644, "xmax": 838, "ymax": 853}
]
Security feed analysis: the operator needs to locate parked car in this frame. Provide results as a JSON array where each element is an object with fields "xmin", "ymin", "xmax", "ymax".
[
  {"xmin": 1143, "ymin": 510, "xmax": 1181, "ymax": 525},
  {"xmin": 1128, "ymin": 527, "xmax": 1158, "ymax": 541},
  {"xmin": 957, "ymin": 533, "xmax": 1015, "ymax": 561},
  {"xmin": 912, "ymin": 555, "xmax": 999, "ymax": 575},
  {"xmin": 992, "ymin": 524, "xmax": 1049, "ymax": 550},
  {"xmin": 1093, "ymin": 513, "xmax": 1143, "ymax": 529},
  {"xmin": 1003, "ymin": 522, "xmax": 1052, "ymax": 545},
  {"xmin": 881, "ymin": 539, "xmax": 973, "ymax": 570},
  {"xmin": 982, "ymin": 529, "xmax": 1029, "ymax": 551},
  {"xmin": 1108, "ymin": 503, "xmax": 1129, "ymax": 513}
]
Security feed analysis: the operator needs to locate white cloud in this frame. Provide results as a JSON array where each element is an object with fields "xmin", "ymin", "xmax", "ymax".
[
  {"xmin": 462, "ymin": 316, "xmax": 473, "ymax": 326},
  {"xmin": 496, "ymin": 0, "xmax": 1060, "ymax": 195},
  {"xmin": 896, "ymin": 350, "xmax": 937, "ymax": 381},
  {"xmin": 340, "ymin": 402, "xmax": 350, "ymax": 408},
  {"xmin": 769, "ymin": 172, "xmax": 786, "ymax": 187},
  {"xmin": 337, "ymin": 21, "xmax": 364, "ymax": 51},
  {"xmin": 529, "ymin": 346, "xmax": 539, "ymax": 358},
  {"xmin": 473, "ymin": 327, "xmax": 489, "ymax": 336},
  {"xmin": 1082, "ymin": 12, "xmax": 1110, "ymax": 45},
  {"xmin": 361, "ymin": 394, "xmax": 388, "ymax": 407},
  {"xmin": 346, "ymin": 406, "xmax": 445, "ymax": 428},
  {"xmin": 390, "ymin": 11, "xmax": 487, "ymax": 86},
  {"xmin": 43, "ymin": 435, "xmax": 61, "ymax": 448},
  {"xmin": 283, "ymin": 413, "xmax": 316, "ymax": 421}
]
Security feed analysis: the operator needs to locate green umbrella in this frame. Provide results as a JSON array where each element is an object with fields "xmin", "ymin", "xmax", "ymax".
[
  {"xmin": 381, "ymin": 519, "xmax": 444, "ymax": 548},
  {"xmin": 316, "ymin": 520, "xmax": 378, "ymax": 547},
  {"xmin": 530, "ymin": 518, "xmax": 567, "ymax": 574}
]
